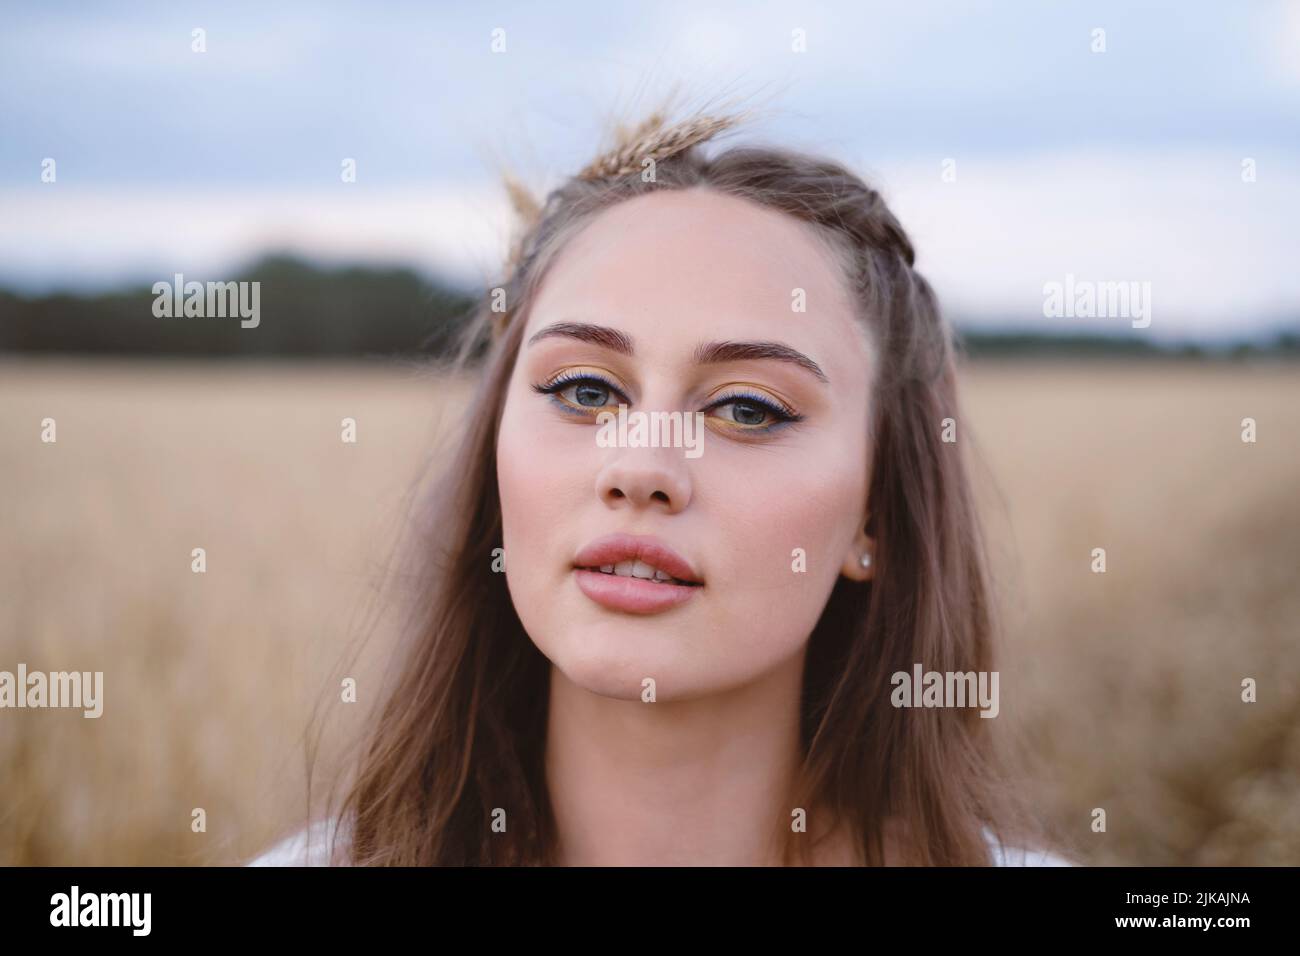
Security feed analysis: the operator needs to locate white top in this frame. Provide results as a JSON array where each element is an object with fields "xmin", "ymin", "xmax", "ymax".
[
  {"xmin": 247, "ymin": 818, "xmax": 346, "ymax": 866},
  {"xmin": 983, "ymin": 830, "xmax": 1075, "ymax": 866},
  {"xmin": 246, "ymin": 819, "xmax": 1075, "ymax": 866}
]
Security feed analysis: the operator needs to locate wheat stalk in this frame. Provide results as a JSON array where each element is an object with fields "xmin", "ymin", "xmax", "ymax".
[
  {"xmin": 576, "ymin": 113, "xmax": 741, "ymax": 181},
  {"xmin": 501, "ymin": 171, "xmax": 542, "ymax": 225},
  {"xmin": 611, "ymin": 110, "xmax": 667, "ymax": 150},
  {"xmin": 496, "ymin": 108, "xmax": 745, "ymax": 302}
]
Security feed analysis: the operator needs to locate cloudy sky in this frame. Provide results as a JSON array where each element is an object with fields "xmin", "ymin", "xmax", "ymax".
[{"xmin": 2, "ymin": 0, "xmax": 1298, "ymax": 341}]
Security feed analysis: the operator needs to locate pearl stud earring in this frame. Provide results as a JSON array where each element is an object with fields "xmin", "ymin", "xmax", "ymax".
[{"xmin": 859, "ymin": 553, "xmax": 872, "ymax": 569}]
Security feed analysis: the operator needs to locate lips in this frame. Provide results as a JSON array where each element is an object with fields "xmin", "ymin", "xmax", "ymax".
[
  {"xmin": 572, "ymin": 532, "xmax": 703, "ymax": 615},
  {"xmin": 573, "ymin": 533, "xmax": 703, "ymax": 585}
]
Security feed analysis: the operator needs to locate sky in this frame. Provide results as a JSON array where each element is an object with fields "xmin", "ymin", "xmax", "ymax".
[{"xmin": 2, "ymin": 0, "xmax": 1298, "ymax": 341}]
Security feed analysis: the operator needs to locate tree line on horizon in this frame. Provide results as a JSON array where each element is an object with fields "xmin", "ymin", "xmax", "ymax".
[{"xmin": 1, "ymin": 254, "xmax": 1296, "ymax": 360}]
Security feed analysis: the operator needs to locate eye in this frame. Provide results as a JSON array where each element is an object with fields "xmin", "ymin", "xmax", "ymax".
[
  {"xmin": 704, "ymin": 391, "xmax": 803, "ymax": 431},
  {"xmin": 531, "ymin": 373, "xmax": 804, "ymax": 433},
  {"xmin": 531, "ymin": 371, "xmax": 627, "ymax": 414}
]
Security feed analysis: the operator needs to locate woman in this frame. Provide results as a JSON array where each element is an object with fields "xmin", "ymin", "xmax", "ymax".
[{"xmin": 251, "ymin": 105, "xmax": 1074, "ymax": 867}]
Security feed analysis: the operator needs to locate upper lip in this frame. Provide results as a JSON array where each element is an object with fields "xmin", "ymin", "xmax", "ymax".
[{"xmin": 573, "ymin": 532, "xmax": 704, "ymax": 585}]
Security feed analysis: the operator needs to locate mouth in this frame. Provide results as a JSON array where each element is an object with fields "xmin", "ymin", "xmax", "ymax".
[
  {"xmin": 574, "ymin": 561, "xmax": 703, "ymax": 588},
  {"xmin": 571, "ymin": 533, "xmax": 704, "ymax": 614}
]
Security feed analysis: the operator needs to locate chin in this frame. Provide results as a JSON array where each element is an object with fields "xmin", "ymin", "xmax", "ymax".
[
  {"xmin": 548, "ymin": 633, "xmax": 702, "ymax": 702},
  {"xmin": 555, "ymin": 650, "xmax": 661, "ymax": 700}
]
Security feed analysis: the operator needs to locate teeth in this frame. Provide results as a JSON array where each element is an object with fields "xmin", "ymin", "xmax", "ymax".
[
  {"xmin": 591, "ymin": 559, "xmax": 684, "ymax": 584},
  {"xmin": 630, "ymin": 560, "xmax": 656, "ymax": 580}
]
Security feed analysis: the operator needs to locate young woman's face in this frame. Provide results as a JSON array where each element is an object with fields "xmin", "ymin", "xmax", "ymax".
[{"xmin": 496, "ymin": 187, "xmax": 875, "ymax": 701}]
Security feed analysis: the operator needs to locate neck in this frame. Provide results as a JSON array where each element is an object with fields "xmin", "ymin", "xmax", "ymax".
[{"xmin": 544, "ymin": 650, "xmax": 817, "ymax": 866}]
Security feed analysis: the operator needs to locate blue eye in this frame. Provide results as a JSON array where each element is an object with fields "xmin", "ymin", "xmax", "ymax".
[
  {"xmin": 531, "ymin": 374, "xmax": 804, "ymax": 432},
  {"xmin": 531, "ymin": 371, "xmax": 626, "ymax": 413},
  {"xmin": 704, "ymin": 391, "xmax": 802, "ymax": 430}
]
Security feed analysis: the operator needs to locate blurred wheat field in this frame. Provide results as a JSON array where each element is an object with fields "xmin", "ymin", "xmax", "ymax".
[{"xmin": 1, "ymin": 357, "xmax": 1297, "ymax": 865}]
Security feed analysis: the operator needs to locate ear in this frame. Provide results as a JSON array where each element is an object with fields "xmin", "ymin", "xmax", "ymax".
[{"xmin": 840, "ymin": 514, "xmax": 876, "ymax": 582}]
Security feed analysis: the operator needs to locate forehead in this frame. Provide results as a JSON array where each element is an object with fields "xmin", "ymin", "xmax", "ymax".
[{"xmin": 523, "ymin": 187, "xmax": 870, "ymax": 373}]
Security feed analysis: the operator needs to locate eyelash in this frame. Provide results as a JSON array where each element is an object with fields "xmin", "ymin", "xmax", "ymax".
[{"xmin": 531, "ymin": 371, "xmax": 804, "ymax": 432}]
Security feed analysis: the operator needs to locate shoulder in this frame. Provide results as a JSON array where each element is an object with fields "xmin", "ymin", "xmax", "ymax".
[
  {"xmin": 983, "ymin": 827, "xmax": 1076, "ymax": 866},
  {"xmin": 246, "ymin": 817, "xmax": 351, "ymax": 867}
]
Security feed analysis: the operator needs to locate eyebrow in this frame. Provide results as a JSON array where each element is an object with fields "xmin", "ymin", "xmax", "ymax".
[{"xmin": 526, "ymin": 321, "xmax": 830, "ymax": 384}]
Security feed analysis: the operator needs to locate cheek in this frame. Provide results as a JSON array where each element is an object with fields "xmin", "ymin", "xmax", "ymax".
[
  {"xmin": 700, "ymin": 437, "xmax": 864, "ymax": 656},
  {"xmin": 497, "ymin": 398, "xmax": 563, "ymax": 574},
  {"xmin": 496, "ymin": 390, "xmax": 592, "ymax": 644}
]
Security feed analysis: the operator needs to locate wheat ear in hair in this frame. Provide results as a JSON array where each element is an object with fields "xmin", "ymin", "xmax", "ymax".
[
  {"xmin": 497, "ymin": 109, "xmax": 743, "ymax": 282},
  {"xmin": 574, "ymin": 111, "xmax": 740, "ymax": 180}
]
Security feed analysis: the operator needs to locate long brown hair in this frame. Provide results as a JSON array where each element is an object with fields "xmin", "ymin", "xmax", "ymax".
[{"xmin": 302, "ymin": 104, "xmax": 1059, "ymax": 866}]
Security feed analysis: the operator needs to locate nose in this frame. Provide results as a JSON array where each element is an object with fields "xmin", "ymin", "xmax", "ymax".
[{"xmin": 594, "ymin": 445, "xmax": 693, "ymax": 514}]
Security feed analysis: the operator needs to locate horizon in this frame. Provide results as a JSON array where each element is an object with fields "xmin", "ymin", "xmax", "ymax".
[{"xmin": 3, "ymin": 249, "xmax": 1297, "ymax": 352}]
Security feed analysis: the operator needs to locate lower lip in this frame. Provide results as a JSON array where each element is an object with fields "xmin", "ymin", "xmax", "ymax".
[{"xmin": 573, "ymin": 568, "xmax": 702, "ymax": 614}]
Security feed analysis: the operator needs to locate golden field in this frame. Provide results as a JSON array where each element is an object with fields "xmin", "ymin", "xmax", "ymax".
[{"xmin": 1, "ymin": 357, "xmax": 1297, "ymax": 865}]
